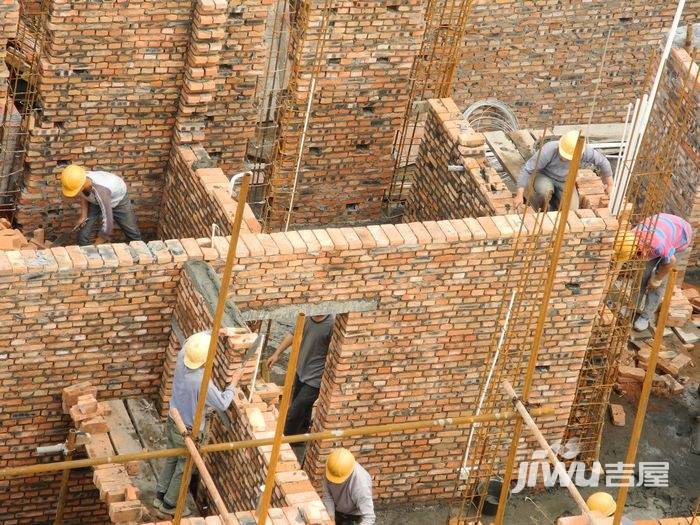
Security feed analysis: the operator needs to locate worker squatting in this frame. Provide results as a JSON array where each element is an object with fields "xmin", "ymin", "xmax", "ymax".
[{"xmin": 57, "ymin": 135, "xmax": 693, "ymax": 523}]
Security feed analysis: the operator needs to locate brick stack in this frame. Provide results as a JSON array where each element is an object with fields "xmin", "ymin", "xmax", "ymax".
[
  {"xmin": 666, "ymin": 286, "xmax": 693, "ymax": 327},
  {"xmin": 62, "ymin": 383, "xmax": 144, "ymax": 524},
  {"xmin": 456, "ymin": 1, "xmax": 700, "ymax": 126},
  {"xmin": 16, "ymin": 0, "xmax": 194, "ymax": 240},
  {"xmin": 203, "ymin": 0, "xmax": 273, "ymax": 174},
  {"xmin": 576, "ymin": 169, "xmax": 609, "ymax": 209},
  {"xmin": 0, "ymin": 218, "xmax": 51, "ymax": 249},
  {"xmin": 406, "ymin": 98, "xmax": 512, "ymax": 222},
  {"xmin": 0, "ymin": 0, "xmax": 18, "ymax": 101},
  {"xmin": 265, "ymin": 0, "xmax": 424, "ymax": 229},
  {"xmin": 159, "ymin": 145, "xmax": 261, "ymax": 241}
]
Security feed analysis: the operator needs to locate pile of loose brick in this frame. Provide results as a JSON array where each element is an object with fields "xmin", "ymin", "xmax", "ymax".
[
  {"xmin": 617, "ymin": 339, "xmax": 693, "ymax": 398},
  {"xmin": 406, "ymin": 98, "xmax": 512, "ymax": 222},
  {"xmin": 62, "ymin": 382, "xmax": 144, "ymax": 524},
  {"xmin": 0, "ymin": 218, "xmax": 50, "ymax": 250},
  {"xmin": 265, "ymin": 0, "xmax": 424, "ymax": 229}
]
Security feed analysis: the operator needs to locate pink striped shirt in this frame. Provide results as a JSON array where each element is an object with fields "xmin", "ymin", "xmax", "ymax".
[{"xmin": 634, "ymin": 213, "xmax": 693, "ymax": 263}]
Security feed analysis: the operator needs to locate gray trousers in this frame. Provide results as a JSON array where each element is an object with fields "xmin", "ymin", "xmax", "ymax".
[
  {"xmin": 156, "ymin": 418, "xmax": 203, "ymax": 507},
  {"xmin": 638, "ymin": 257, "xmax": 667, "ymax": 321},
  {"xmin": 77, "ymin": 194, "xmax": 142, "ymax": 245},
  {"xmin": 528, "ymin": 174, "xmax": 580, "ymax": 212}
]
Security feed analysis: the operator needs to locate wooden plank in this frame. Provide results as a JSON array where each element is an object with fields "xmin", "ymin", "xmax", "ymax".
[
  {"xmin": 550, "ymin": 123, "xmax": 626, "ymax": 143},
  {"xmin": 104, "ymin": 400, "xmax": 144, "ymax": 476},
  {"xmin": 508, "ymin": 130, "xmax": 536, "ymax": 159},
  {"xmin": 484, "ymin": 131, "xmax": 526, "ymax": 178},
  {"xmin": 125, "ymin": 398, "xmax": 168, "ymax": 479}
]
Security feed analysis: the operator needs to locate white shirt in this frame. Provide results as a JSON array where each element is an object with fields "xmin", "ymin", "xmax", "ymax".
[{"xmin": 81, "ymin": 171, "xmax": 127, "ymax": 207}]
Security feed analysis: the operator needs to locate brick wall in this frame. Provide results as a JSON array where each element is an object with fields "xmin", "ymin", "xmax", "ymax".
[
  {"xmin": 456, "ymin": 1, "xmax": 700, "ymax": 127},
  {"xmin": 16, "ymin": 0, "xmax": 194, "ymax": 239},
  {"xmin": 0, "ymin": 0, "xmax": 18, "ymax": 102},
  {"xmin": 656, "ymin": 49, "xmax": 699, "ymax": 279},
  {"xmin": 159, "ymin": 145, "xmax": 261, "ymax": 241},
  {"xmin": 264, "ymin": 0, "xmax": 425, "ymax": 230},
  {"xmin": 203, "ymin": 0, "xmax": 273, "ymax": 174},
  {"xmin": 405, "ymin": 98, "xmax": 512, "ymax": 222}
]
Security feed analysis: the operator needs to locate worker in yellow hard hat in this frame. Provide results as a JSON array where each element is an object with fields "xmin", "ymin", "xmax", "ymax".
[
  {"xmin": 586, "ymin": 492, "xmax": 633, "ymax": 524},
  {"xmin": 322, "ymin": 448, "xmax": 375, "ymax": 524},
  {"xmin": 154, "ymin": 331, "xmax": 244, "ymax": 518},
  {"xmin": 60, "ymin": 164, "xmax": 142, "ymax": 245},
  {"xmin": 514, "ymin": 130, "xmax": 614, "ymax": 212}
]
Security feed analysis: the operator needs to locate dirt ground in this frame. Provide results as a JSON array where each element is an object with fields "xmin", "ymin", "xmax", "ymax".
[{"xmin": 375, "ymin": 379, "xmax": 700, "ymax": 524}]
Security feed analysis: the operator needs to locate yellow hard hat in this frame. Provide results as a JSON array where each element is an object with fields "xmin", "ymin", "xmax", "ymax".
[
  {"xmin": 558, "ymin": 130, "xmax": 585, "ymax": 161},
  {"xmin": 325, "ymin": 448, "xmax": 356, "ymax": 484},
  {"xmin": 183, "ymin": 331, "xmax": 211, "ymax": 369},
  {"xmin": 614, "ymin": 231, "xmax": 637, "ymax": 263},
  {"xmin": 586, "ymin": 491, "xmax": 616, "ymax": 517},
  {"xmin": 60, "ymin": 164, "xmax": 87, "ymax": 197}
]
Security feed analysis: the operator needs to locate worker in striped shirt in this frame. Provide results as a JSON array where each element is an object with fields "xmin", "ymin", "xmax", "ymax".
[{"xmin": 630, "ymin": 213, "xmax": 693, "ymax": 331}]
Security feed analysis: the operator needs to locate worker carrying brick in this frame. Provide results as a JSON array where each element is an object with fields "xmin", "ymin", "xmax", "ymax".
[
  {"xmin": 616, "ymin": 213, "xmax": 693, "ymax": 332},
  {"xmin": 514, "ymin": 131, "xmax": 613, "ymax": 212},
  {"xmin": 60, "ymin": 164, "xmax": 142, "ymax": 245},
  {"xmin": 322, "ymin": 448, "xmax": 375, "ymax": 525},
  {"xmin": 266, "ymin": 314, "xmax": 334, "ymax": 458},
  {"xmin": 154, "ymin": 331, "xmax": 244, "ymax": 518}
]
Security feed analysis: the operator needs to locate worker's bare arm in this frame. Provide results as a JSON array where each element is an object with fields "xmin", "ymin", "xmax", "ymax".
[{"xmin": 266, "ymin": 333, "xmax": 293, "ymax": 368}]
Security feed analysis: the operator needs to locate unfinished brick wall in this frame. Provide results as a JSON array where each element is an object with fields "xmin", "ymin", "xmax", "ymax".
[
  {"xmin": 217, "ymin": 213, "xmax": 615, "ymax": 500},
  {"xmin": 159, "ymin": 145, "xmax": 261, "ymax": 240},
  {"xmin": 264, "ymin": 0, "xmax": 425, "ymax": 230},
  {"xmin": 457, "ymin": 1, "xmax": 700, "ymax": 126},
  {"xmin": 203, "ymin": 0, "xmax": 273, "ymax": 174},
  {"xmin": 15, "ymin": 0, "xmax": 194, "ymax": 239},
  {"xmin": 657, "ymin": 49, "xmax": 699, "ymax": 278},
  {"xmin": 0, "ymin": 0, "xmax": 18, "ymax": 102},
  {"xmin": 405, "ymin": 98, "xmax": 512, "ymax": 222}
]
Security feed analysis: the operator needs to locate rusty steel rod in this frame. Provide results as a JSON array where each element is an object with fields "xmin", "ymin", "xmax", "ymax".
[
  {"xmin": 171, "ymin": 408, "xmax": 234, "ymax": 525},
  {"xmin": 53, "ymin": 429, "xmax": 77, "ymax": 525},
  {"xmin": 612, "ymin": 270, "xmax": 677, "ymax": 525},
  {"xmin": 0, "ymin": 407, "xmax": 555, "ymax": 480},
  {"xmin": 494, "ymin": 133, "xmax": 587, "ymax": 525},
  {"xmin": 256, "ymin": 313, "xmax": 306, "ymax": 524},
  {"xmin": 172, "ymin": 174, "xmax": 251, "ymax": 524}
]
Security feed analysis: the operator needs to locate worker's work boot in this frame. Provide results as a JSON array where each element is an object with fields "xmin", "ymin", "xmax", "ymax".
[
  {"xmin": 633, "ymin": 315, "xmax": 650, "ymax": 331},
  {"xmin": 154, "ymin": 498, "xmax": 192, "ymax": 518}
]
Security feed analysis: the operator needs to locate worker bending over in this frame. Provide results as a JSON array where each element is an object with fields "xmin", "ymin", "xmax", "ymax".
[
  {"xmin": 617, "ymin": 213, "xmax": 693, "ymax": 331},
  {"xmin": 60, "ymin": 164, "xmax": 142, "ymax": 245},
  {"xmin": 514, "ymin": 130, "xmax": 613, "ymax": 212},
  {"xmin": 154, "ymin": 331, "xmax": 243, "ymax": 517},
  {"xmin": 323, "ymin": 448, "xmax": 375, "ymax": 525},
  {"xmin": 266, "ymin": 314, "xmax": 334, "ymax": 459}
]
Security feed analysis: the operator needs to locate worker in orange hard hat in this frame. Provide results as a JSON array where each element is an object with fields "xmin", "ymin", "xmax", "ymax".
[
  {"xmin": 154, "ymin": 331, "xmax": 244, "ymax": 518},
  {"xmin": 514, "ymin": 130, "xmax": 614, "ymax": 212},
  {"xmin": 322, "ymin": 448, "xmax": 375, "ymax": 524},
  {"xmin": 60, "ymin": 164, "xmax": 142, "ymax": 245}
]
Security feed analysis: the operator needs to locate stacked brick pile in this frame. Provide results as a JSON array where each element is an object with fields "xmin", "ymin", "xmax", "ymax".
[
  {"xmin": 160, "ymin": 145, "xmax": 261, "ymax": 240},
  {"xmin": 667, "ymin": 286, "xmax": 693, "ymax": 327},
  {"xmin": 203, "ymin": 0, "xmax": 273, "ymax": 174},
  {"xmin": 0, "ymin": 218, "xmax": 51, "ymax": 249},
  {"xmin": 457, "ymin": 1, "xmax": 699, "ymax": 126},
  {"xmin": 62, "ymin": 383, "xmax": 143, "ymax": 524},
  {"xmin": 576, "ymin": 169, "xmax": 609, "ymax": 209},
  {"xmin": 406, "ymin": 98, "xmax": 512, "ymax": 222},
  {"xmin": 0, "ymin": 0, "xmax": 18, "ymax": 101},
  {"xmin": 617, "ymin": 339, "xmax": 693, "ymax": 397},
  {"xmin": 265, "ymin": 0, "xmax": 424, "ymax": 229}
]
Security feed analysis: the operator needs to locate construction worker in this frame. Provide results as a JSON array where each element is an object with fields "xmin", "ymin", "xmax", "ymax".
[
  {"xmin": 60, "ymin": 164, "xmax": 142, "ymax": 245},
  {"xmin": 154, "ymin": 331, "xmax": 244, "ymax": 517},
  {"xmin": 617, "ymin": 213, "xmax": 693, "ymax": 331},
  {"xmin": 322, "ymin": 448, "xmax": 375, "ymax": 525},
  {"xmin": 586, "ymin": 492, "xmax": 633, "ymax": 524},
  {"xmin": 266, "ymin": 314, "xmax": 334, "ymax": 456},
  {"xmin": 514, "ymin": 130, "xmax": 613, "ymax": 212}
]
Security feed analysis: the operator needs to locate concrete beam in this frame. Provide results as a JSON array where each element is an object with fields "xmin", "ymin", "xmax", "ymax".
[{"xmin": 239, "ymin": 299, "xmax": 379, "ymax": 324}]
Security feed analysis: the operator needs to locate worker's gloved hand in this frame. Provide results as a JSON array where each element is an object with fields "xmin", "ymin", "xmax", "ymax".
[
  {"xmin": 75, "ymin": 216, "xmax": 87, "ymax": 230},
  {"xmin": 512, "ymin": 191, "xmax": 524, "ymax": 209}
]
